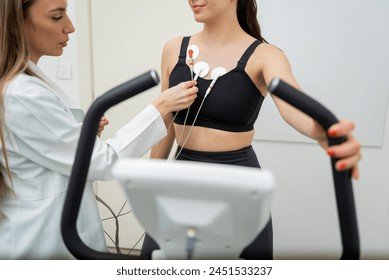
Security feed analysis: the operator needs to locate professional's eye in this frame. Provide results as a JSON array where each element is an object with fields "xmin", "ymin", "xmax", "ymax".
[{"xmin": 52, "ymin": 16, "xmax": 63, "ymax": 21}]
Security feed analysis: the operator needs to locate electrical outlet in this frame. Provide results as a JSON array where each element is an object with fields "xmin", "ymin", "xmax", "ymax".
[{"xmin": 57, "ymin": 64, "xmax": 72, "ymax": 80}]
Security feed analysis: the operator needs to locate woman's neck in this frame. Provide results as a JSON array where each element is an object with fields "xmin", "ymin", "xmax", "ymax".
[{"xmin": 201, "ymin": 18, "xmax": 246, "ymax": 47}]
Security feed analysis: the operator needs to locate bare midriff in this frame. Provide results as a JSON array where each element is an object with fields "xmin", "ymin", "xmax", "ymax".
[{"xmin": 174, "ymin": 124, "xmax": 254, "ymax": 152}]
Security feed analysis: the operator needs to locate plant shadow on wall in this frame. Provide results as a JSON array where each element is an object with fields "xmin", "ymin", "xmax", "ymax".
[{"xmin": 96, "ymin": 195, "xmax": 144, "ymax": 255}]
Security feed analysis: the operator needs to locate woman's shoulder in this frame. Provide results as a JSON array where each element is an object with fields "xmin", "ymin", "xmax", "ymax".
[
  {"xmin": 257, "ymin": 42, "xmax": 285, "ymax": 55},
  {"xmin": 163, "ymin": 31, "xmax": 204, "ymax": 54},
  {"xmin": 254, "ymin": 42, "xmax": 291, "ymax": 66},
  {"xmin": 163, "ymin": 36, "xmax": 186, "ymax": 53}
]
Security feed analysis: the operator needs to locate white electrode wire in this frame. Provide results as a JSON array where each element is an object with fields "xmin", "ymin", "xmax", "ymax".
[
  {"xmin": 175, "ymin": 106, "xmax": 191, "ymax": 148},
  {"xmin": 189, "ymin": 58, "xmax": 194, "ymax": 80},
  {"xmin": 150, "ymin": 70, "xmax": 202, "ymax": 159},
  {"xmin": 149, "ymin": 111, "xmax": 178, "ymax": 158},
  {"xmin": 174, "ymin": 74, "xmax": 221, "ymax": 160},
  {"xmin": 188, "ymin": 49, "xmax": 195, "ymax": 80},
  {"xmin": 174, "ymin": 70, "xmax": 202, "ymax": 150}
]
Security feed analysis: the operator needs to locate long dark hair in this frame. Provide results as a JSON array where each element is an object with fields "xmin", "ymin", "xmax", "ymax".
[
  {"xmin": 0, "ymin": 0, "xmax": 36, "ymax": 197},
  {"xmin": 237, "ymin": 0, "xmax": 268, "ymax": 43}
]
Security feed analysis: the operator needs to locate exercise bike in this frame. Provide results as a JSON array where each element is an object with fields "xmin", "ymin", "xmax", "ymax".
[{"xmin": 61, "ymin": 70, "xmax": 359, "ymax": 260}]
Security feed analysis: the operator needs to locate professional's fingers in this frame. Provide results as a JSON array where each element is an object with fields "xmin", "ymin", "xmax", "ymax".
[
  {"xmin": 178, "ymin": 81, "xmax": 198, "ymax": 99},
  {"xmin": 99, "ymin": 118, "xmax": 109, "ymax": 127},
  {"xmin": 181, "ymin": 80, "xmax": 197, "ymax": 89},
  {"xmin": 164, "ymin": 80, "xmax": 197, "ymax": 94},
  {"xmin": 175, "ymin": 82, "xmax": 198, "ymax": 109},
  {"xmin": 101, "ymin": 117, "xmax": 109, "ymax": 124},
  {"xmin": 97, "ymin": 118, "xmax": 109, "ymax": 137},
  {"xmin": 156, "ymin": 81, "xmax": 199, "ymax": 114}
]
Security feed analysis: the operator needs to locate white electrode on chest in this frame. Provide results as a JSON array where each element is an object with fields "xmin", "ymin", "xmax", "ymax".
[
  {"xmin": 188, "ymin": 45, "xmax": 228, "ymax": 80},
  {"xmin": 186, "ymin": 45, "xmax": 199, "ymax": 60},
  {"xmin": 194, "ymin": 61, "xmax": 210, "ymax": 78},
  {"xmin": 211, "ymin": 67, "xmax": 227, "ymax": 80}
]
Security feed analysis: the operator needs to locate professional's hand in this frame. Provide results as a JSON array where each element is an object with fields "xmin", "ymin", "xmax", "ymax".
[
  {"xmin": 97, "ymin": 117, "xmax": 109, "ymax": 138},
  {"xmin": 153, "ymin": 81, "xmax": 198, "ymax": 116},
  {"xmin": 326, "ymin": 120, "xmax": 361, "ymax": 179}
]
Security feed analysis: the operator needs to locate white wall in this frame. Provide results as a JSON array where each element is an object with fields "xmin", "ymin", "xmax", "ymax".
[
  {"xmin": 256, "ymin": 0, "xmax": 389, "ymax": 148},
  {"xmin": 49, "ymin": 0, "xmax": 389, "ymax": 259}
]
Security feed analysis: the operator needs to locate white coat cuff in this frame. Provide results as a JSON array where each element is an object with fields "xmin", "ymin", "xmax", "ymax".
[{"xmin": 105, "ymin": 105, "xmax": 167, "ymax": 158}]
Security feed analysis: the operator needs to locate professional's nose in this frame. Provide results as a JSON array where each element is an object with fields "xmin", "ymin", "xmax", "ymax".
[{"xmin": 64, "ymin": 15, "xmax": 75, "ymax": 34}]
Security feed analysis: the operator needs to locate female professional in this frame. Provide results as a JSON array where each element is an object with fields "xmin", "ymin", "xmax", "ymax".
[
  {"xmin": 143, "ymin": 0, "xmax": 362, "ymax": 260},
  {"xmin": 0, "ymin": 0, "xmax": 198, "ymax": 259}
]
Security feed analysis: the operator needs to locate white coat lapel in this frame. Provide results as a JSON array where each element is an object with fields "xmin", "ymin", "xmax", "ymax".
[{"xmin": 28, "ymin": 61, "xmax": 84, "ymax": 123}]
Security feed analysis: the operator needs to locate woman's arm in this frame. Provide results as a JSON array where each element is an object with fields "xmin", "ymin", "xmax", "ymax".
[
  {"xmin": 150, "ymin": 37, "xmax": 186, "ymax": 159},
  {"xmin": 260, "ymin": 45, "xmax": 326, "ymax": 143},
  {"xmin": 259, "ymin": 44, "xmax": 361, "ymax": 178}
]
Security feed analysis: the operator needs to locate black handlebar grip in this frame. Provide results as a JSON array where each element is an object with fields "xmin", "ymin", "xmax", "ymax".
[{"xmin": 268, "ymin": 78, "xmax": 359, "ymax": 259}]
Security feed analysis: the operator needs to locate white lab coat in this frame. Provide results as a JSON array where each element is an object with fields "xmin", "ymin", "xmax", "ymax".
[{"xmin": 0, "ymin": 62, "xmax": 166, "ymax": 259}]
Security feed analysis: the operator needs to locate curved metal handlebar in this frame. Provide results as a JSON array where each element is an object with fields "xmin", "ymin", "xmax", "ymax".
[
  {"xmin": 268, "ymin": 78, "xmax": 360, "ymax": 259},
  {"xmin": 61, "ymin": 70, "xmax": 159, "ymax": 259}
]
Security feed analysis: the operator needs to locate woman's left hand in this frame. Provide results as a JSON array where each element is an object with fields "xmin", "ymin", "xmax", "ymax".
[
  {"xmin": 326, "ymin": 120, "xmax": 361, "ymax": 179},
  {"xmin": 97, "ymin": 117, "xmax": 109, "ymax": 138}
]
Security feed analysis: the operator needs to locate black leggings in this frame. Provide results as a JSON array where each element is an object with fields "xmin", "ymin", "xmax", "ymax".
[{"xmin": 141, "ymin": 145, "xmax": 273, "ymax": 260}]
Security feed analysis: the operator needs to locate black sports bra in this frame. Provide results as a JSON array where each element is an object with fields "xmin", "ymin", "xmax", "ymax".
[{"xmin": 170, "ymin": 36, "xmax": 265, "ymax": 132}]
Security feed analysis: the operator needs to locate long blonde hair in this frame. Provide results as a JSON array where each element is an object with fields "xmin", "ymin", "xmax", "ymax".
[{"xmin": 0, "ymin": 0, "xmax": 37, "ymax": 197}]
